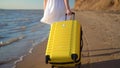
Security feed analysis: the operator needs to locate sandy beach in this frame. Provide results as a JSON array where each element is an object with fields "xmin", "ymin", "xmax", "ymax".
[{"xmin": 16, "ymin": 11, "xmax": 120, "ymax": 68}]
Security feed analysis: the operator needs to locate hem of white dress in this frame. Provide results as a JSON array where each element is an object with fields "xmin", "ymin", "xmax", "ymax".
[{"xmin": 40, "ymin": 19, "xmax": 51, "ymax": 24}]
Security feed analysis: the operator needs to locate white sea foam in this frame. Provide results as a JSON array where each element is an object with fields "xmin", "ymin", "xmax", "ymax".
[
  {"xmin": 13, "ymin": 55, "xmax": 25, "ymax": 68},
  {"xmin": 12, "ymin": 37, "xmax": 48, "ymax": 68}
]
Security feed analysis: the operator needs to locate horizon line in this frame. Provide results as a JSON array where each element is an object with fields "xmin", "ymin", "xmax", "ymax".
[{"xmin": 0, "ymin": 8, "xmax": 44, "ymax": 10}]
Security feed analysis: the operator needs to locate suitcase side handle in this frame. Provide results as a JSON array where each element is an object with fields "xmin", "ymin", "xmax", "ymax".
[{"xmin": 65, "ymin": 12, "xmax": 75, "ymax": 21}]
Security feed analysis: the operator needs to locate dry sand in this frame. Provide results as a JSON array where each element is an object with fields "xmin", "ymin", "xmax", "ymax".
[
  {"xmin": 16, "ymin": 11, "xmax": 120, "ymax": 68},
  {"xmin": 76, "ymin": 10, "xmax": 120, "ymax": 68},
  {"xmin": 74, "ymin": 0, "xmax": 120, "ymax": 11}
]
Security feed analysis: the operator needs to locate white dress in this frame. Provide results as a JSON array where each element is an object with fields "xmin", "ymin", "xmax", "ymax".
[{"xmin": 41, "ymin": 0, "xmax": 69, "ymax": 24}]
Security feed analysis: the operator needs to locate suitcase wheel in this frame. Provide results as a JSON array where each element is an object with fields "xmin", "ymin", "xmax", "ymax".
[
  {"xmin": 46, "ymin": 55, "xmax": 50, "ymax": 64},
  {"xmin": 52, "ymin": 65, "xmax": 54, "ymax": 68}
]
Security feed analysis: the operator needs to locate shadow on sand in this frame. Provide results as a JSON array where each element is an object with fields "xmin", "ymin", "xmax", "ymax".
[{"xmin": 81, "ymin": 59, "xmax": 120, "ymax": 68}]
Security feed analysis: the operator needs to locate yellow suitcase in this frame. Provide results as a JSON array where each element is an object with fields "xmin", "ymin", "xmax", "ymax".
[{"xmin": 45, "ymin": 14, "xmax": 81, "ymax": 68}]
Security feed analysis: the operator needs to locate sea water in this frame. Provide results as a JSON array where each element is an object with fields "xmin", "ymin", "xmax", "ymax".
[{"xmin": 0, "ymin": 10, "xmax": 50, "ymax": 68}]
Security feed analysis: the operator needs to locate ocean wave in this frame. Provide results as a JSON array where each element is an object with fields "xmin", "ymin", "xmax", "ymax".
[
  {"xmin": 0, "ymin": 13, "xmax": 6, "ymax": 16},
  {"xmin": 0, "ymin": 23, "xmax": 8, "ymax": 28},
  {"xmin": 0, "ymin": 35, "xmax": 25, "ymax": 47},
  {"xmin": 0, "ymin": 58, "xmax": 17, "ymax": 65},
  {"xmin": 11, "ymin": 26, "xmax": 27, "ymax": 32},
  {"xmin": 0, "ymin": 26, "xmax": 27, "ymax": 36},
  {"xmin": 14, "ymin": 18, "xmax": 31, "ymax": 22},
  {"xmin": 0, "ymin": 36, "xmax": 5, "ymax": 39}
]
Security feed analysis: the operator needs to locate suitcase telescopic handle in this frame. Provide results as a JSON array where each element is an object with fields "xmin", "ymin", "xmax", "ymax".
[{"xmin": 65, "ymin": 12, "xmax": 75, "ymax": 21}]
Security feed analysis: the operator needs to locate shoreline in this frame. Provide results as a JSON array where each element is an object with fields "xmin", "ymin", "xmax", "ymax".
[
  {"xmin": 13, "ymin": 35, "xmax": 49, "ymax": 68},
  {"xmin": 15, "ymin": 38, "xmax": 51, "ymax": 68}
]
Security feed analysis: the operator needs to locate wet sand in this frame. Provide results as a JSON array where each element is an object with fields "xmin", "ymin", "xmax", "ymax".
[
  {"xmin": 16, "ymin": 11, "xmax": 120, "ymax": 68},
  {"xmin": 16, "ymin": 39, "xmax": 51, "ymax": 68}
]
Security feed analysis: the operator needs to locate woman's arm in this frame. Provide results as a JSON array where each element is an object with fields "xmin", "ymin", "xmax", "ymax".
[
  {"xmin": 44, "ymin": 0, "xmax": 47, "ymax": 11},
  {"xmin": 64, "ymin": 0, "xmax": 72, "ymax": 15}
]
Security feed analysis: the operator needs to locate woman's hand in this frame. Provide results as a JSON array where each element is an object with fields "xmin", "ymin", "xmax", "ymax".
[{"xmin": 66, "ymin": 9, "xmax": 73, "ymax": 15}]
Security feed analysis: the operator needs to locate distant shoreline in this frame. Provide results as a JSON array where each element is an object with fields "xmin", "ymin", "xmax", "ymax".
[{"xmin": 0, "ymin": 9, "xmax": 43, "ymax": 11}]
